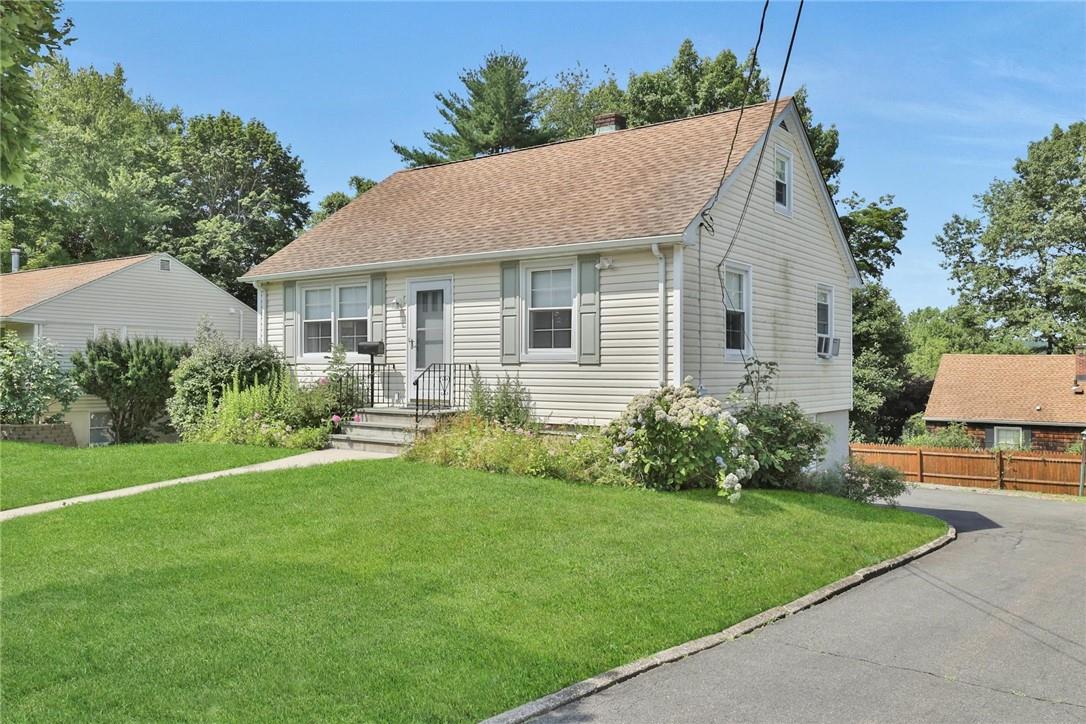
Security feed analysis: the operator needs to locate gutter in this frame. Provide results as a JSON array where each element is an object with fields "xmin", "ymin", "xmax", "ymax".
[
  {"xmin": 672, "ymin": 244, "xmax": 683, "ymax": 386},
  {"xmin": 925, "ymin": 417, "xmax": 1086, "ymax": 429},
  {"xmin": 239, "ymin": 234, "xmax": 684, "ymax": 283},
  {"xmin": 651, "ymin": 244, "xmax": 666, "ymax": 387}
]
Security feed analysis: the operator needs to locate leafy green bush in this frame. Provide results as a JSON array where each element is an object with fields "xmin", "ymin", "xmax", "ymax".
[
  {"xmin": 167, "ymin": 321, "xmax": 284, "ymax": 438},
  {"xmin": 406, "ymin": 414, "xmax": 627, "ymax": 486},
  {"xmin": 190, "ymin": 374, "xmax": 328, "ymax": 449},
  {"xmin": 0, "ymin": 330, "xmax": 79, "ymax": 423},
  {"xmin": 71, "ymin": 334, "xmax": 189, "ymax": 442},
  {"xmin": 733, "ymin": 400, "xmax": 828, "ymax": 488},
  {"xmin": 1067, "ymin": 439, "xmax": 1083, "ymax": 455},
  {"xmin": 901, "ymin": 416, "xmax": 977, "ymax": 449},
  {"xmin": 468, "ymin": 370, "xmax": 533, "ymax": 428},
  {"xmin": 606, "ymin": 380, "xmax": 756, "ymax": 498},
  {"xmin": 802, "ymin": 461, "xmax": 908, "ymax": 505}
]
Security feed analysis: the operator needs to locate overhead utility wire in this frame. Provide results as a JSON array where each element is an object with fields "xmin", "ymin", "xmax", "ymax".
[
  {"xmin": 696, "ymin": 0, "xmax": 771, "ymax": 384},
  {"xmin": 712, "ymin": 0, "xmax": 805, "ymax": 372}
]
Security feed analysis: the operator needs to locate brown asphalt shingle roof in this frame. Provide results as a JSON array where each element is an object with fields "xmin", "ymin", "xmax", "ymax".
[
  {"xmin": 0, "ymin": 255, "xmax": 151, "ymax": 318},
  {"xmin": 243, "ymin": 99, "xmax": 792, "ymax": 279},
  {"xmin": 924, "ymin": 354, "xmax": 1086, "ymax": 426}
]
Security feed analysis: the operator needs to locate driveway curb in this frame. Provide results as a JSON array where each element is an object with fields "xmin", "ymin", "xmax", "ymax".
[{"xmin": 485, "ymin": 523, "xmax": 958, "ymax": 724}]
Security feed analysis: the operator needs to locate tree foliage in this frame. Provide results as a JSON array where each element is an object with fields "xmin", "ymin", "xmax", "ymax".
[
  {"xmin": 904, "ymin": 304, "xmax": 1030, "ymax": 379},
  {"xmin": 536, "ymin": 65, "xmax": 627, "ymax": 141},
  {"xmin": 934, "ymin": 122, "xmax": 1086, "ymax": 353},
  {"xmin": 393, "ymin": 52, "xmax": 551, "ymax": 167},
  {"xmin": 310, "ymin": 175, "xmax": 377, "ymax": 226},
  {"xmin": 838, "ymin": 194, "xmax": 908, "ymax": 282},
  {"xmin": 0, "ymin": 0, "xmax": 73, "ymax": 185},
  {"xmin": 0, "ymin": 330, "xmax": 79, "ymax": 423},
  {"xmin": 70, "ymin": 334, "xmax": 189, "ymax": 443}
]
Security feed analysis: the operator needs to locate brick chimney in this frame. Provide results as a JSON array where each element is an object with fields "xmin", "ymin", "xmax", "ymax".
[
  {"xmin": 1075, "ymin": 345, "xmax": 1086, "ymax": 392},
  {"xmin": 593, "ymin": 112, "xmax": 627, "ymax": 135}
]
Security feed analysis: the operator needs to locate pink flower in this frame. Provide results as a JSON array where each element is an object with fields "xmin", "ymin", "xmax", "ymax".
[
  {"xmin": 353, "ymin": 413, "xmax": 362, "ymax": 423},
  {"xmin": 331, "ymin": 414, "xmax": 342, "ymax": 424},
  {"xmin": 318, "ymin": 376, "xmax": 329, "ymax": 386}
]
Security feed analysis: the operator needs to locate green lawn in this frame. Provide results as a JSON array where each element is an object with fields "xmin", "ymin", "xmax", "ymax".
[
  {"xmin": 1, "ymin": 459, "xmax": 946, "ymax": 722},
  {"xmin": 0, "ymin": 441, "xmax": 298, "ymax": 510}
]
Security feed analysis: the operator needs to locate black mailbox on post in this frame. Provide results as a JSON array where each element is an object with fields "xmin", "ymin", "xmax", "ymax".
[{"xmin": 357, "ymin": 341, "xmax": 385, "ymax": 357}]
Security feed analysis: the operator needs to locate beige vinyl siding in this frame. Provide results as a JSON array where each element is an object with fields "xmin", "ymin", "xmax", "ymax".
[
  {"xmin": 23, "ymin": 255, "xmax": 254, "ymax": 367},
  {"xmin": 682, "ymin": 118, "xmax": 854, "ymax": 416},
  {"xmin": 265, "ymin": 247, "xmax": 672, "ymax": 424}
]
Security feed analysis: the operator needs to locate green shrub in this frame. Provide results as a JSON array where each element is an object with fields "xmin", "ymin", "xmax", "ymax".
[
  {"xmin": 167, "ymin": 321, "xmax": 284, "ymax": 438},
  {"xmin": 467, "ymin": 370, "xmax": 533, "ymax": 428},
  {"xmin": 406, "ymin": 414, "xmax": 627, "ymax": 486},
  {"xmin": 606, "ymin": 380, "xmax": 756, "ymax": 497},
  {"xmin": 1067, "ymin": 439, "xmax": 1083, "ymax": 455},
  {"xmin": 71, "ymin": 334, "xmax": 189, "ymax": 442},
  {"xmin": 285, "ymin": 382, "xmax": 337, "ymax": 430},
  {"xmin": 802, "ymin": 461, "xmax": 908, "ymax": 505},
  {"xmin": 901, "ymin": 417, "xmax": 977, "ymax": 449},
  {"xmin": 734, "ymin": 400, "xmax": 828, "ymax": 488},
  {"xmin": 190, "ymin": 374, "xmax": 328, "ymax": 450},
  {"xmin": 0, "ymin": 330, "xmax": 79, "ymax": 423}
]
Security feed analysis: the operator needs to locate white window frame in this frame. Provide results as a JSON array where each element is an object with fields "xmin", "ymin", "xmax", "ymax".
[
  {"xmin": 722, "ymin": 261, "xmax": 752, "ymax": 361},
  {"xmin": 816, "ymin": 284, "xmax": 834, "ymax": 359},
  {"xmin": 993, "ymin": 426, "xmax": 1023, "ymax": 449},
  {"xmin": 520, "ymin": 259, "xmax": 577, "ymax": 362},
  {"xmin": 93, "ymin": 324, "xmax": 127, "ymax": 340},
  {"xmin": 88, "ymin": 412, "xmax": 113, "ymax": 446},
  {"xmin": 774, "ymin": 145, "xmax": 793, "ymax": 216},
  {"xmin": 297, "ymin": 280, "xmax": 371, "ymax": 359}
]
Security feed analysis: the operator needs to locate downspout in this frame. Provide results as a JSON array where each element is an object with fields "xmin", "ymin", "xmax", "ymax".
[
  {"xmin": 673, "ymin": 244, "xmax": 684, "ymax": 386},
  {"xmin": 651, "ymin": 244, "xmax": 666, "ymax": 387}
]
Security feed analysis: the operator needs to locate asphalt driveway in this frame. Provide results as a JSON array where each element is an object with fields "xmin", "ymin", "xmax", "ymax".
[{"xmin": 540, "ymin": 486, "xmax": 1086, "ymax": 723}]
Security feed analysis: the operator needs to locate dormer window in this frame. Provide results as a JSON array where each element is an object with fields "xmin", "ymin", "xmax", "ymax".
[{"xmin": 774, "ymin": 146, "xmax": 792, "ymax": 214}]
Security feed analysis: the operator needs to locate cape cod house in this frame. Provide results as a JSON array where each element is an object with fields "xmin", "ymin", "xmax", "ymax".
[
  {"xmin": 241, "ymin": 98, "xmax": 861, "ymax": 461},
  {"xmin": 0, "ymin": 253, "xmax": 255, "ymax": 445}
]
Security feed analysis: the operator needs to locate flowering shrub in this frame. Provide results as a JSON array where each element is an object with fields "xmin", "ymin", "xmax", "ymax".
[
  {"xmin": 606, "ymin": 380, "xmax": 756, "ymax": 499},
  {"xmin": 802, "ymin": 461, "xmax": 907, "ymax": 505},
  {"xmin": 190, "ymin": 374, "xmax": 329, "ymax": 449},
  {"xmin": 0, "ymin": 330, "xmax": 79, "ymax": 423},
  {"xmin": 734, "ymin": 400, "xmax": 829, "ymax": 488}
]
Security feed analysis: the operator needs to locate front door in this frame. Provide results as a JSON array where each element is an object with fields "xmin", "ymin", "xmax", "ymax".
[{"xmin": 407, "ymin": 279, "xmax": 452, "ymax": 398}]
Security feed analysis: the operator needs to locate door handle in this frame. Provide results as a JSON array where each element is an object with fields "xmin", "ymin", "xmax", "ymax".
[{"xmin": 409, "ymin": 338, "xmax": 416, "ymax": 349}]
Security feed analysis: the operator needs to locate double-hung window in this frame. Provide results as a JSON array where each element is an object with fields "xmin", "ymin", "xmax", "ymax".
[
  {"xmin": 302, "ymin": 283, "xmax": 368, "ymax": 355},
  {"xmin": 993, "ymin": 426, "xmax": 1023, "ymax": 449},
  {"xmin": 774, "ymin": 146, "xmax": 792, "ymax": 214},
  {"xmin": 816, "ymin": 285, "xmax": 834, "ymax": 357},
  {"xmin": 524, "ymin": 264, "xmax": 575, "ymax": 358},
  {"xmin": 723, "ymin": 263, "xmax": 751, "ymax": 359}
]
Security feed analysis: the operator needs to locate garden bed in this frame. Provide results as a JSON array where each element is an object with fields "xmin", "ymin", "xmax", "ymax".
[{"xmin": 1, "ymin": 458, "xmax": 946, "ymax": 721}]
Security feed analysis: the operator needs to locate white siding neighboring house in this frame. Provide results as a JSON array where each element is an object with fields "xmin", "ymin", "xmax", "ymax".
[
  {"xmin": 242, "ymin": 98, "xmax": 861, "ymax": 463},
  {"xmin": 0, "ymin": 253, "xmax": 255, "ymax": 446}
]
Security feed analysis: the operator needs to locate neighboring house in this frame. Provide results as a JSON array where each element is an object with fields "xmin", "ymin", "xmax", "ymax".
[
  {"xmin": 0, "ymin": 253, "xmax": 255, "ymax": 446},
  {"xmin": 241, "ymin": 98, "xmax": 861, "ymax": 462},
  {"xmin": 924, "ymin": 353, "xmax": 1086, "ymax": 451}
]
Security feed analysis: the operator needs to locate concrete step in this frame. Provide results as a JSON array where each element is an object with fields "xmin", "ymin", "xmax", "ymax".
[
  {"xmin": 349, "ymin": 407, "xmax": 454, "ymax": 429},
  {"xmin": 329, "ymin": 434, "xmax": 406, "ymax": 455},
  {"xmin": 338, "ymin": 424, "xmax": 416, "ymax": 445}
]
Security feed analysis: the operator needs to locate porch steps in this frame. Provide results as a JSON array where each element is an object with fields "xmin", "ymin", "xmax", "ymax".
[{"xmin": 328, "ymin": 407, "xmax": 453, "ymax": 454}]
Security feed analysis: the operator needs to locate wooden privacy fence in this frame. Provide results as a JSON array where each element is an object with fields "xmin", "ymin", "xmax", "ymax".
[{"xmin": 849, "ymin": 443, "xmax": 1084, "ymax": 496}]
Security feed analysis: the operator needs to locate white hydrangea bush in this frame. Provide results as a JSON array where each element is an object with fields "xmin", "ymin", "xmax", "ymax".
[{"xmin": 606, "ymin": 378, "xmax": 758, "ymax": 500}]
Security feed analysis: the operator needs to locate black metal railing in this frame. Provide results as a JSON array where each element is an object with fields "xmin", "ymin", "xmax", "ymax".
[
  {"xmin": 413, "ymin": 362, "xmax": 475, "ymax": 422},
  {"xmin": 286, "ymin": 361, "xmax": 398, "ymax": 411}
]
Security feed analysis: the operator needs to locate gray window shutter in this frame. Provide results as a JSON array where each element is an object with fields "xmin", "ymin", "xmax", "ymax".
[
  {"xmin": 283, "ymin": 281, "xmax": 296, "ymax": 358},
  {"xmin": 500, "ymin": 261, "xmax": 520, "ymax": 365},
  {"xmin": 577, "ymin": 254, "xmax": 601, "ymax": 365},
  {"xmin": 983, "ymin": 426, "xmax": 994, "ymax": 449},
  {"xmin": 370, "ymin": 273, "xmax": 386, "ymax": 349},
  {"xmin": 1021, "ymin": 428, "xmax": 1032, "ymax": 450}
]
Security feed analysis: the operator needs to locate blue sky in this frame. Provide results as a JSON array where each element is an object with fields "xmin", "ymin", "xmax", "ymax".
[{"xmin": 61, "ymin": 1, "xmax": 1083, "ymax": 311}]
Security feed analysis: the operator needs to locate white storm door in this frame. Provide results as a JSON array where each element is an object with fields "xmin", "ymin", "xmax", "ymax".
[{"xmin": 406, "ymin": 279, "xmax": 452, "ymax": 396}]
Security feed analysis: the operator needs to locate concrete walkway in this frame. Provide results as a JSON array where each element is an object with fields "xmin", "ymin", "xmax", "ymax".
[
  {"xmin": 540, "ymin": 486, "xmax": 1086, "ymax": 723},
  {"xmin": 0, "ymin": 448, "xmax": 391, "ymax": 522}
]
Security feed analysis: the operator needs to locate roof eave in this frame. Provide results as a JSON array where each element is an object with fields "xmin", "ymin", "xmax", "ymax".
[
  {"xmin": 923, "ymin": 416, "xmax": 1086, "ymax": 428},
  {"xmin": 239, "ymin": 233, "xmax": 684, "ymax": 283}
]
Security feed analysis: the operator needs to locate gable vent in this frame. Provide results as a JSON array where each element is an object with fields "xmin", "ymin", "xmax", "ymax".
[{"xmin": 159, "ymin": 259, "xmax": 171, "ymax": 271}]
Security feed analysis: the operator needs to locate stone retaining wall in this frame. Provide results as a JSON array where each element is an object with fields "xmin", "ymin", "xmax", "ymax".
[{"xmin": 0, "ymin": 423, "xmax": 78, "ymax": 447}]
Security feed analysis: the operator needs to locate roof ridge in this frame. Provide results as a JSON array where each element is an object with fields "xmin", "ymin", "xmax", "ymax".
[
  {"xmin": 399, "ymin": 96, "xmax": 793, "ymax": 174},
  {"xmin": 2, "ymin": 253, "xmax": 153, "ymax": 276}
]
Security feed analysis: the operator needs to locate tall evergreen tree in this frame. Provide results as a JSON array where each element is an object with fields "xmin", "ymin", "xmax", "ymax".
[{"xmin": 392, "ymin": 52, "xmax": 551, "ymax": 167}]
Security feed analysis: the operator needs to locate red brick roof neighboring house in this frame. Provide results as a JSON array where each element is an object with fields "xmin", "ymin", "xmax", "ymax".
[
  {"xmin": 242, "ymin": 99, "xmax": 798, "ymax": 280},
  {"xmin": 924, "ymin": 354, "xmax": 1086, "ymax": 427},
  {"xmin": 0, "ymin": 255, "xmax": 151, "ymax": 318}
]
